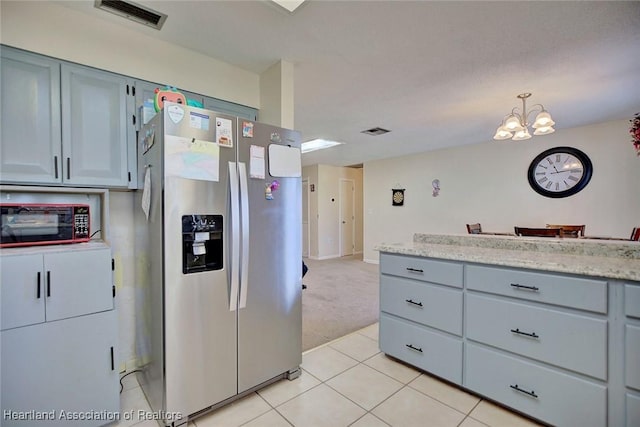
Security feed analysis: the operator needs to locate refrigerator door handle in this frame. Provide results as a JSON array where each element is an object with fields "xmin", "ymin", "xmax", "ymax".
[
  {"xmin": 228, "ymin": 161, "xmax": 240, "ymax": 311},
  {"xmin": 238, "ymin": 162, "xmax": 250, "ymax": 309}
]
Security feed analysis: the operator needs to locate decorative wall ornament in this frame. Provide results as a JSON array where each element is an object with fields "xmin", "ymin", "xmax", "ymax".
[
  {"xmin": 392, "ymin": 189, "xmax": 405, "ymax": 206},
  {"xmin": 432, "ymin": 179, "xmax": 440, "ymax": 197}
]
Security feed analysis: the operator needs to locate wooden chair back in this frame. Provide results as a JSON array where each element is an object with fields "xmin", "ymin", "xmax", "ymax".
[
  {"xmin": 546, "ymin": 224, "xmax": 585, "ymax": 238},
  {"xmin": 514, "ymin": 227, "xmax": 562, "ymax": 237},
  {"xmin": 631, "ymin": 227, "xmax": 640, "ymax": 241},
  {"xmin": 466, "ymin": 223, "xmax": 482, "ymax": 234}
]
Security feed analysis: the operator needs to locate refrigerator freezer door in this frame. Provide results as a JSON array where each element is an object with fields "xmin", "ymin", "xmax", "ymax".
[
  {"xmin": 162, "ymin": 107, "xmax": 239, "ymax": 416},
  {"xmin": 236, "ymin": 122, "xmax": 302, "ymax": 392}
]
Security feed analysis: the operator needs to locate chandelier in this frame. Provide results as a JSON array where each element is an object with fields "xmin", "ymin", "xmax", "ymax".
[{"xmin": 493, "ymin": 93, "xmax": 555, "ymax": 141}]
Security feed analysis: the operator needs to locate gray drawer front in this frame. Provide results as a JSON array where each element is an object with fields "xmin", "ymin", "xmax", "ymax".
[
  {"xmin": 466, "ymin": 264, "xmax": 607, "ymax": 314},
  {"xmin": 625, "ymin": 285, "xmax": 640, "ymax": 319},
  {"xmin": 627, "ymin": 393, "xmax": 640, "ymax": 427},
  {"xmin": 379, "ymin": 313, "xmax": 462, "ymax": 384},
  {"xmin": 626, "ymin": 324, "xmax": 640, "ymax": 390},
  {"xmin": 380, "ymin": 275, "xmax": 462, "ymax": 335},
  {"xmin": 465, "ymin": 343, "xmax": 606, "ymax": 427},
  {"xmin": 466, "ymin": 293, "xmax": 607, "ymax": 380},
  {"xmin": 380, "ymin": 253, "xmax": 463, "ymax": 288}
]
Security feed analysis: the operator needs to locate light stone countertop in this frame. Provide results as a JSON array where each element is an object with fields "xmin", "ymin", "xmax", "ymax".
[{"xmin": 375, "ymin": 233, "xmax": 640, "ymax": 282}]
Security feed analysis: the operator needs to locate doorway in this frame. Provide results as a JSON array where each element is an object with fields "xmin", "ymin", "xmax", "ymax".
[{"xmin": 339, "ymin": 179, "xmax": 355, "ymax": 257}]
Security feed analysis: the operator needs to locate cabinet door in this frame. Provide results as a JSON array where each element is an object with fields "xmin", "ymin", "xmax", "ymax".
[
  {"xmin": 0, "ymin": 254, "xmax": 45, "ymax": 330},
  {"xmin": 0, "ymin": 47, "xmax": 62, "ymax": 184},
  {"xmin": 44, "ymin": 248, "xmax": 113, "ymax": 322},
  {"xmin": 1, "ymin": 311, "xmax": 119, "ymax": 426},
  {"xmin": 61, "ymin": 64, "xmax": 130, "ymax": 187}
]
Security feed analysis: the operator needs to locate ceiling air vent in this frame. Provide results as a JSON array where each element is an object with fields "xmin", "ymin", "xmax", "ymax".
[
  {"xmin": 94, "ymin": 0, "xmax": 167, "ymax": 30},
  {"xmin": 361, "ymin": 127, "xmax": 390, "ymax": 136}
]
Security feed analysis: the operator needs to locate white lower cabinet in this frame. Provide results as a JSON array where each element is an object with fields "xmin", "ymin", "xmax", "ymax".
[
  {"xmin": 379, "ymin": 252, "xmax": 638, "ymax": 427},
  {"xmin": 1, "ymin": 311, "xmax": 119, "ymax": 426},
  {"xmin": 379, "ymin": 313, "xmax": 462, "ymax": 384},
  {"xmin": 466, "ymin": 292, "xmax": 607, "ymax": 380},
  {"xmin": 465, "ymin": 342, "xmax": 606, "ymax": 427},
  {"xmin": 379, "ymin": 253, "xmax": 463, "ymax": 385},
  {"xmin": 0, "ymin": 244, "xmax": 118, "ymax": 426}
]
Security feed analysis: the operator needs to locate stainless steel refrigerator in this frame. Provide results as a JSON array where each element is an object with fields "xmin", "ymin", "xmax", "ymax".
[{"xmin": 134, "ymin": 103, "xmax": 302, "ymax": 426}]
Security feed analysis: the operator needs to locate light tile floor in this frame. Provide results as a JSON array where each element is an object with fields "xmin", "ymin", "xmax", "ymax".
[{"xmin": 116, "ymin": 323, "xmax": 544, "ymax": 427}]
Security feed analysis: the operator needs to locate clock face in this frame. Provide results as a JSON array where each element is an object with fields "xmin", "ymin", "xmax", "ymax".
[{"xmin": 527, "ymin": 147, "xmax": 593, "ymax": 198}]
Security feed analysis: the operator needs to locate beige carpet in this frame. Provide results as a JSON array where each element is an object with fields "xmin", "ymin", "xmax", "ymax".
[{"xmin": 302, "ymin": 255, "xmax": 380, "ymax": 351}]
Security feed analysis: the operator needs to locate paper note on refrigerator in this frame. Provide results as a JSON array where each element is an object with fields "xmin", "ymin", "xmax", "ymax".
[
  {"xmin": 268, "ymin": 144, "xmax": 301, "ymax": 177},
  {"xmin": 164, "ymin": 135, "xmax": 220, "ymax": 182},
  {"xmin": 249, "ymin": 145, "xmax": 265, "ymax": 179},
  {"xmin": 216, "ymin": 117, "xmax": 233, "ymax": 147}
]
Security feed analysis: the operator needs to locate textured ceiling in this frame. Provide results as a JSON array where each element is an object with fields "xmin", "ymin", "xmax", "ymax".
[{"xmin": 56, "ymin": 0, "xmax": 640, "ymax": 167}]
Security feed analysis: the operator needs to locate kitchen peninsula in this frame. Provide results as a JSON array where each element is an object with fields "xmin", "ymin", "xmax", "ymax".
[{"xmin": 376, "ymin": 234, "xmax": 640, "ymax": 427}]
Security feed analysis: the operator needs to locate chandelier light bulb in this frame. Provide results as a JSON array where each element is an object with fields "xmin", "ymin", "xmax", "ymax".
[
  {"xmin": 504, "ymin": 115, "xmax": 524, "ymax": 132},
  {"xmin": 512, "ymin": 129, "xmax": 532, "ymax": 141},
  {"xmin": 493, "ymin": 126, "xmax": 513, "ymax": 140},
  {"xmin": 534, "ymin": 126, "xmax": 555, "ymax": 136},
  {"xmin": 533, "ymin": 110, "xmax": 555, "ymax": 128}
]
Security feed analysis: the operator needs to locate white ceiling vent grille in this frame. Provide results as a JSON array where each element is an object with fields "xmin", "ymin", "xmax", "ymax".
[
  {"xmin": 94, "ymin": 0, "xmax": 167, "ymax": 30},
  {"xmin": 361, "ymin": 127, "xmax": 390, "ymax": 136}
]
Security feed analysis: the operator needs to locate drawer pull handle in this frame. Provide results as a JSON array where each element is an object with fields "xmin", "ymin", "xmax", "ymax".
[
  {"xmin": 510, "ymin": 384, "xmax": 538, "ymax": 399},
  {"xmin": 510, "ymin": 283, "xmax": 539, "ymax": 292},
  {"xmin": 406, "ymin": 267, "xmax": 424, "ymax": 274},
  {"xmin": 37, "ymin": 272, "xmax": 41, "ymax": 299},
  {"xmin": 405, "ymin": 299, "xmax": 423, "ymax": 307},
  {"xmin": 510, "ymin": 328, "xmax": 539, "ymax": 339},
  {"xmin": 405, "ymin": 344, "xmax": 423, "ymax": 353}
]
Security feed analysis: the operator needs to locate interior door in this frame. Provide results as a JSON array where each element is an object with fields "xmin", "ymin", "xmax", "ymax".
[{"xmin": 340, "ymin": 179, "xmax": 355, "ymax": 256}]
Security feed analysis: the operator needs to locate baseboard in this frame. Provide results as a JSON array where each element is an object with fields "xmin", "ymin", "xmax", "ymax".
[
  {"xmin": 309, "ymin": 254, "xmax": 341, "ymax": 260},
  {"xmin": 363, "ymin": 258, "xmax": 379, "ymax": 265}
]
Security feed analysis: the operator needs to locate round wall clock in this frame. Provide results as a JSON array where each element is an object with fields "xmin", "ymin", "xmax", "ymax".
[{"xmin": 527, "ymin": 146, "xmax": 593, "ymax": 198}]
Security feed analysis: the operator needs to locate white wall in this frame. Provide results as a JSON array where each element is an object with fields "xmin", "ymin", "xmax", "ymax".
[
  {"xmin": 363, "ymin": 119, "xmax": 640, "ymax": 263},
  {"xmin": 302, "ymin": 165, "xmax": 363, "ymax": 259}
]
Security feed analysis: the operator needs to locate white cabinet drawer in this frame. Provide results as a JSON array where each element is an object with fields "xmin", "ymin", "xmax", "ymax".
[
  {"xmin": 380, "ymin": 253, "xmax": 463, "ymax": 288},
  {"xmin": 380, "ymin": 275, "xmax": 462, "ymax": 335},
  {"xmin": 625, "ymin": 285, "xmax": 640, "ymax": 319},
  {"xmin": 466, "ymin": 293, "xmax": 607, "ymax": 380},
  {"xmin": 627, "ymin": 393, "xmax": 640, "ymax": 427},
  {"xmin": 626, "ymin": 324, "xmax": 640, "ymax": 390},
  {"xmin": 379, "ymin": 313, "xmax": 462, "ymax": 384},
  {"xmin": 466, "ymin": 264, "xmax": 607, "ymax": 313},
  {"xmin": 465, "ymin": 343, "xmax": 606, "ymax": 427}
]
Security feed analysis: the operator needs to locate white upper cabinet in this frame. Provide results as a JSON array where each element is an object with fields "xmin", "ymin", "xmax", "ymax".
[
  {"xmin": 61, "ymin": 63, "xmax": 133, "ymax": 188},
  {"xmin": 0, "ymin": 48, "xmax": 62, "ymax": 184},
  {"xmin": 1, "ymin": 46, "xmax": 135, "ymax": 188}
]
